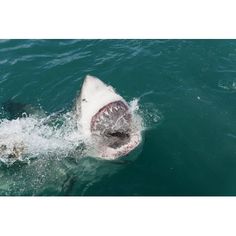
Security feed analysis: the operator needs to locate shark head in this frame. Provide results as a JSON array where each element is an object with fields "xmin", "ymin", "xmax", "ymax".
[{"xmin": 76, "ymin": 75, "xmax": 142, "ymax": 160}]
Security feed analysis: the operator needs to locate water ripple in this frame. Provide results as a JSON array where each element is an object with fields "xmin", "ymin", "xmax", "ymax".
[
  {"xmin": 0, "ymin": 42, "xmax": 34, "ymax": 53},
  {"xmin": 43, "ymin": 50, "xmax": 92, "ymax": 69}
]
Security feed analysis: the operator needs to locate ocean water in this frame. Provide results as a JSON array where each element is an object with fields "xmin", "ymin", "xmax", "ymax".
[{"xmin": 0, "ymin": 39, "xmax": 236, "ymax": 196}]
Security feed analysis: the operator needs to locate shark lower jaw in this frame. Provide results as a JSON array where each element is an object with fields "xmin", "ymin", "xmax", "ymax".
[{"xmin": 91, "ymin": 131, "xmax": 141, "ymax": 160}]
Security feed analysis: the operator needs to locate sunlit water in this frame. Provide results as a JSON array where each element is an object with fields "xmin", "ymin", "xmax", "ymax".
[{"xmin": 0, "ymin": 40, "xmax": 236, "ymax": 195}]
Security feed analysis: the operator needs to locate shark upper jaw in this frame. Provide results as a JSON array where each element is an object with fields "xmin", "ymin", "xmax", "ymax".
[{"xmin": 76, "ymin": 75, "xmax": 141, "ymax": 160}]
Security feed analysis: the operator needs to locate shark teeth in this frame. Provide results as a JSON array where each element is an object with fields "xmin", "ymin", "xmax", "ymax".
[{"xmin": 91, "ymin": 100, "xmax": 130, "ymax": 134}]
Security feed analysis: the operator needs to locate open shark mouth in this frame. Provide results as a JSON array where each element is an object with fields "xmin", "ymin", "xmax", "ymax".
[
  {"xmin": 91, "ymin": 100, "xmax": 130, "ymax": 134},
  {"xmin": 89, "ymin": 99, "xmax": 141, "ymax": 159},
  {"xmin": 90, "ymin": 100, "xmax": 132, "ymax": 150}
]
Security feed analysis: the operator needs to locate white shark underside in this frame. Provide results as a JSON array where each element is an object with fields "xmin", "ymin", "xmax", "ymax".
[{"xmin": 76, "ymin": 75, "xmax": 142, "ymax": 160}]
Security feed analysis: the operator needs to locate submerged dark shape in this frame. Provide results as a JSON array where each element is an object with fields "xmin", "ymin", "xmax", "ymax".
[
  {"xmin": 3, "ymin": 100, "xmax": 31, "ymax": 119},
  {"xmin": 2, "ymin": 100, "xmax": 43, "ymax": 119}
]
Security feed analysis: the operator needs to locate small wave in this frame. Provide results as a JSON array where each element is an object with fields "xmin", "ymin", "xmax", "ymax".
[
  {"xmin": 139, "ymin": 90, "xmax": 155, "ymax": 99},
  {"xmin": 9, "ymin": 54, "xmax": 53, "ymax": 66},
  {"xmin": 0, "ymin": 42, "xmax": 34, "ymax": 53},
  {"xmin": 218, "ymin": 79, "xmax": 236, "ymax": 91},
  {"xmin": 42, "ymin": 50, "xmax": 92, "ymax": 69}
]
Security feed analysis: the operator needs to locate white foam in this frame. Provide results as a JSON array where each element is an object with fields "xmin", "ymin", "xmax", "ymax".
[
  {"xmin": 0, "ymin": 112, "xmax": 84, "ymax": 164},
  {"xmin": 129, "ymin": 98, "xmax": 163, "ymax": 131}
]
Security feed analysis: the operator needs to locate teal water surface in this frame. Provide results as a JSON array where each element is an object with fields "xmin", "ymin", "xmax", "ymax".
[{"xmin": 0, "ymin": 39, "xmax": 236, "ymax": 196}]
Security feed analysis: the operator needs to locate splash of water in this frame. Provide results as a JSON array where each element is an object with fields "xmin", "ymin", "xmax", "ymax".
[
  {"xmin": 130, "ymin": 95, "xmax": 163, "ymax": 132},
  {"xmin": 0, "ymin": 112, "xmax": 84, "ymax": 164},
  {"xmin": 0, "ymin": 98, "xmax": 148, "ymax": 164}
]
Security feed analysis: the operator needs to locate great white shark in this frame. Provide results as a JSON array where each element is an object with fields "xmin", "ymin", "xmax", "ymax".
[
  {"xmin": 76, "ymin": 75, "xmax": 142, "ymax": 160},
  {"xmin": 0, "ymin": 75, "xmax": 142, "ymax": 161}
]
